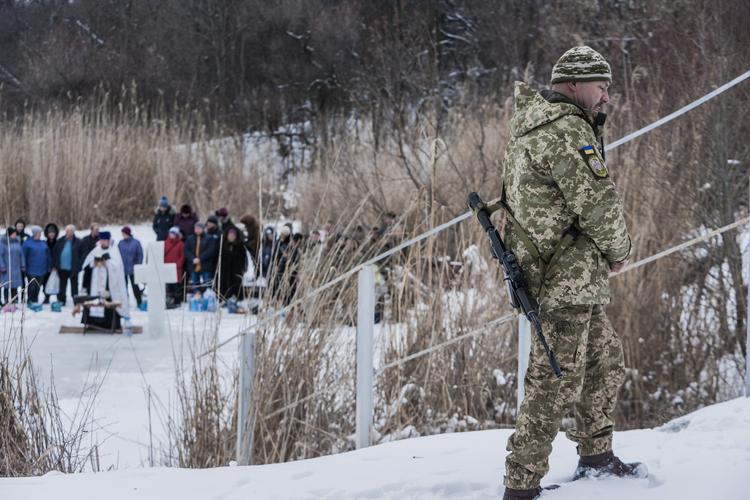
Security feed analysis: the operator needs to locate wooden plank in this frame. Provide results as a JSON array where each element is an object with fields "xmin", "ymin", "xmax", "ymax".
[{"xmin": 59, "ymin": 326, "xmax": 143, "ymax": 335}]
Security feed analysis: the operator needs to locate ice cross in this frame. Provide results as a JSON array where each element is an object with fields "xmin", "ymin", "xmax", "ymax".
[{"xmin": 134, "ymin": 241, "xmax": 177, "ymax": 337}]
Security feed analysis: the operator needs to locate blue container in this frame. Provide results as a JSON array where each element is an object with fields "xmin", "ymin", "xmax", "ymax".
[
  {"xmin": 189, "ymin": 296, "xmax": 202, "ymax": 312},
  {"xmin": 226, "ymin": 298, "xmax": 238, "ymax": 314},
  {"xmin": 138, "ymin": 301, "xmax": 148, "ymax": 311},
  {"xmin": 29, "ymin": 303, "xmax": 43, "ymax": 312},
  {"xmin": 51, "ymin": 301, "xmax": 63, "ymax": 312}
]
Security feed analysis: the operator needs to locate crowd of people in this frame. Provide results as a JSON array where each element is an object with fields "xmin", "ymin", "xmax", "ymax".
[{"xmin": 1, "ymin": 196, "xmax": 403, "ymax": 313}]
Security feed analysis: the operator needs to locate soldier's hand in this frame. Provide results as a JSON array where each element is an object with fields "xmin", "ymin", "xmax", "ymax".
[{"xmin": 609, "ymin": 260, "xmax": 627, "ymax": 274}]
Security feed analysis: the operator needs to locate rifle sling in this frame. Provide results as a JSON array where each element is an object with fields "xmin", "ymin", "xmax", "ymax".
[{"xmin": 486, "ymin": 195, "xmax": 581, "ymax": 303}]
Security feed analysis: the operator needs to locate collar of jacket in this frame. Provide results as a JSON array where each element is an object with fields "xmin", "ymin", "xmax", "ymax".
[{"xmin": 539, "ymin": 89, "xmax": 605, "ymax": 138}]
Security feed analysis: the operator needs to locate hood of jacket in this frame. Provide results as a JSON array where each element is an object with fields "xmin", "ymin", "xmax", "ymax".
[
  {"xmin": 44, "ymin": 223, "xmax": 59, "ymax": 236},
  {"xmin": 509, "ymin": 82, "xmax": 590, "ymax": 138}
]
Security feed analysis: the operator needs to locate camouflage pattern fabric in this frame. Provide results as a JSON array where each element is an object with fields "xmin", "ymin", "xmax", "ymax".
[
  {"xmin": 551, "ymin": 45, "xmax": 612, "ymax": 83},
  {"xmin": 504, "ymin": 305, "xmax": 625, "ymax": 489},
  {"xmin": 502, "ymin": 81, "xmax": 631, "ymax": 310},
  {"xmin": 500, "ymin": 81, "xmax": 631, "ymax": 490}
]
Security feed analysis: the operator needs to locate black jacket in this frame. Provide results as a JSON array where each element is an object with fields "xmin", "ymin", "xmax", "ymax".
[
  {"xmin": 184, "ymin": 233, "xmax": 218, "ymax": 275},
  {"xmin": 219, "ymin": 240, "xmax": 247, "ymax": 298},
  {"xmin": 44, "ymin": 223, "xmax": 59, "ymax": 254},
  {"xmin": 153, "ymin": 206, "xmax": 176, "ymax": 241},
  {"xmin": 80, "ymin": 234, "xmax": 99, "ymax": 258},
  {"xmin": 52, "ymin": 236, "xmax": 84, "ymax": 274}
]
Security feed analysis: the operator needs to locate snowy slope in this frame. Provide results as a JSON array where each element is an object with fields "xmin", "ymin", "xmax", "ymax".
[{"xmin": 1, "ymin": 397, "xmax": 748, "ymax": 500}]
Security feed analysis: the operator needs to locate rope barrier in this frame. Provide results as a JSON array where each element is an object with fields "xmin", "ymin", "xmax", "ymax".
[
  {"xmin": 255, "ymin": 215, "xmax": 750, "ymax": 420},
  {"xmin": 605, "ymin": 69, "xmax": 750, "ymax": 152},
  {"xmin": 202, "ymin": 67, "xmax": 750, "ymax": 357}
]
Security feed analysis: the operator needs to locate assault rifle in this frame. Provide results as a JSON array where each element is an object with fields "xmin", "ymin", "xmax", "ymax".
[{"xmin": 467, "ymin": 192, "xmax": 562, "ymax": 378}]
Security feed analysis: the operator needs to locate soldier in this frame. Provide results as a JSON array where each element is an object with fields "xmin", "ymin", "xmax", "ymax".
[{"xmin": 500, "ymin": 46, "xmax": 644, "ymax": 500}]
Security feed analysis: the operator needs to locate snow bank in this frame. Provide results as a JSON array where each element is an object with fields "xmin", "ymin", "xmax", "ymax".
[{"xmin": 1, "ymin": 397, "xmax": 747, "ymax": 499}]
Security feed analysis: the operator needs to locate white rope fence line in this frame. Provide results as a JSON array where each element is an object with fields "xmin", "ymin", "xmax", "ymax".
[
  {"xmin": 379, "ymin": 216, "xmax": 750, "ymax": 370},
  {"xmin": 605, "ymin": 69, "xmax": 750, "ymax": 152},
  {"xmin": 258, "ymin": 215, "xmax": 750, "ymax": 420},
  {"xmin": 375, "ymin": 313, "xmax": 516, "ymax": 375},
  {"xmin": 203, "ymin": 67, "xmax": 750, "ymax": 357}
]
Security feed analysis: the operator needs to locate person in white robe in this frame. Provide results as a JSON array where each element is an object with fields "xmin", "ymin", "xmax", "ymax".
[{"xmin": 81, "ymin": 232, "xmax": 130, "ymax": 320}]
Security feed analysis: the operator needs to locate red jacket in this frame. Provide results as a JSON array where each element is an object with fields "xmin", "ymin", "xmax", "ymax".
[{"xmin": 164, "ymin": 237, "xmax": 185, "ymax": 281}]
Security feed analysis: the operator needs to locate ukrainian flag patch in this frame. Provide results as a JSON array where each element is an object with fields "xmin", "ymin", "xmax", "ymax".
[{"xmin": 578, "ymin": 145, "xmax": 608, "ymax": 179}]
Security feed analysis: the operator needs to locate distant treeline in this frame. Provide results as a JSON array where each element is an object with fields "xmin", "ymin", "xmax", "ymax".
[{"xmin": 0, "ymin": 0, "xmax": 746, "ymax": 133}]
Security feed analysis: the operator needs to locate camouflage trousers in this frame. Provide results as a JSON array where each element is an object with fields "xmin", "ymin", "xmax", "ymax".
[{"xmin": 504, "ymin": 304, "xmax": 625, "ymax": 490}]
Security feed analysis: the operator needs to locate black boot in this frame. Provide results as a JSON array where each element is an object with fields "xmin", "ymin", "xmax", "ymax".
[
  {"xmin": 502, "ymin": 486, "xmax": 542, "ymax": 500},
  {"xmin": 573, "ymin": 450, "xmax": 647, "ymax": 480}
]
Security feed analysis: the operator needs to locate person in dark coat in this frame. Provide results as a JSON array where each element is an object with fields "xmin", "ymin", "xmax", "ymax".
[
  {"xmin": 164, "ymin": 227, "xmax": 185, "ymax": 305},
  {"xmin": 118, "ymin": 226, "xmax": 144, "ymax": 307},
  {"xmin": 153, "ymin": 196, "xmax": 176, "ymax": 241},
  {"xmin": 240, "ymin": 214, "xmax": 261, "ymax": 270},
  {"xmin": 79, "ymin": 223, "xmax": 100, "ymax": 294},
  {"xmin": 22, "ymin": 226, "xmax": 51, "ymax": 304},
  {"xmin": 218, "ymin": 227, "xmax": 247, "ymax": 301},
  {"xmin": 52, "ymin": 225, "xmax": 84, "ymax": 305},
  {"xmin": 14, "ymin": 219, "xmax": 30, "ymax": 244},
  {"xmin": 174, "ymin": 204, "xmax": 199, "ymax": 240},
  {"xmin": 260, "ymin": 227, "xmax": 276, "ymax": 279},
  {"xmin": 270, "ymin": 226, "xmax": 291, "ymax": 299},
  {"xmin": 1, "ymin": 228, "xmax": 26, "ymax": 305},
  {"xmin": 42, "ymin": 223, "xmax": 59, "ymax": 303},
  {"xmin": 282, "ymin": 233, "xmax": 304, "ymax": 305},
  {"xmin": 184, "ymin": 223, "xmax": 218, "ymax": 292},
  {"xmin": 216, "ymin": 207, "xmax": 240, "ymax": 241},
  {"xmin": 80, "ymin": 223, "xmax": 100, "ymax": 256},
  {"xmin": 205, "ymin": 215, "xmax": 222, "ymax": 270}
]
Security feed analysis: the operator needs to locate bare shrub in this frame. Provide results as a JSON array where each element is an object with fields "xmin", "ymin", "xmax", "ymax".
[
  {"xmin": 160, "ymin": 324, "xmax": 238, "ymax": 469},
  {"xmin": 0, "ymin": 316, "xmax": 101, "ymax": 476}
]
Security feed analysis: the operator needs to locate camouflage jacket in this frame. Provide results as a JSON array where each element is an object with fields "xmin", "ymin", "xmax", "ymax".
[{"xmin": 502, "ymin": 82, "xmax": 631, "ymax": 309}]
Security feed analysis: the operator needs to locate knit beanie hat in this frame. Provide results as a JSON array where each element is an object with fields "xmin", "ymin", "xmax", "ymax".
[
  {"xmin": 159, "ymin": 195, "xmax": 169, "ymax": 208},
  {"xmin": 121, "ymin": 226, "xmax": 132, "ymax": 236},
  {"xmin": 551, "ymin": 46, "xmax": 611, "ymax": 84},
  {"xmin": 30, "ymin": 225, "xmax": 43, "ymax": 236}
]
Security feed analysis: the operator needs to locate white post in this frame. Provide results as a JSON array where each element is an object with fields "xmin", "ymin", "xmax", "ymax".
[
  {"xmin": 746, "ymin": 176, "xmax": 750, "ymax": 397},
  {"xmin": 517, "ymin": 314, "xmax": 531, "ymax": 408},
  {"xmin": 356, "ymin": 265, "xmax": 375, "ymax": 449},
  {"xmin": 237, "ymin": 330, "xmax": 256, "ymax": 465},
  {"xmin": 746, "ymin": 259, "xmax": 750, "ymax": 397}
]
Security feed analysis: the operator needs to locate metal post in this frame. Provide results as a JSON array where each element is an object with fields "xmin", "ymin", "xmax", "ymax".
[
  {"xmin": 746, "ymin": 176, "xmax": 750, "ymax": 397},
  {"xmin": 356, "ymin": 265, "xmax": 375, "ymax": 449},
  {"xmin": 237, "ymin": 330, "xmax": 256, "ymax": 465},
  {"xmin": 517, "ymin": 314, "xmax": 531, "ymax": 408}
]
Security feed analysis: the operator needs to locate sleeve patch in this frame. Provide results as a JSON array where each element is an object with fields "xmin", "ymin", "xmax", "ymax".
[{"xmin": 578, "ymin": 145, "xmax": 608, "ymax": 179}]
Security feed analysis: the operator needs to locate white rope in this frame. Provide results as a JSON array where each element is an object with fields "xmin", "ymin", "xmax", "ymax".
[
  {"xmin": 202, "ymin": 68, "xmax": 750, "ymax": 357},
  {"xmin": 613, "ymin": 217, "xmax": 750, "ymax": 275},
  {"xmin": 205, "ymin": 211, "xmax": 473, "ymax": 355},
  {"xmin": 375, "ymin": 313, "xmax": 516, "ymax": 375},
  {"xmin": 256, "ymin": 215, "xmax": 750, "ymax": 419},
  {"xmin": 605, "ymin": 69, "xmax": 750, "ymax": 152}
]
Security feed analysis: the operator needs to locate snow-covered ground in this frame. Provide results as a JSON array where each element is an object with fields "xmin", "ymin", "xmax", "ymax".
[
  {"xmin": 2, "ymin": 222, "xmax": 748, "ymax": 498},
  {"xmin": 1, "ymin": 397, "xmax": 748, "ymax": 499}
]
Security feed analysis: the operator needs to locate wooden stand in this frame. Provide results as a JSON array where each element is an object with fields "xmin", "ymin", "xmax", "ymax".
[{"xmin": 61, "ymin": 301, "xmax": 142, "ymax": 335}]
